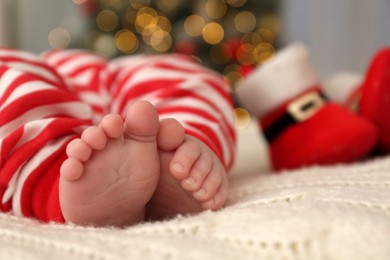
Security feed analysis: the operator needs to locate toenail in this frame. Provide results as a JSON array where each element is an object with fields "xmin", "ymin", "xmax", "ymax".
[
  {"xmin": 173, "ymin": 162, "xmax": 185, "ymax": 173},
  {"xmin": 194, "ymin": 188, "xmax": 207, "ymax": 197},
  {"xmin": 184, "ymin": 177, "xmax": 196, "ymax": 186},
  {"xmin": 204, "ymin": 199, "xmax": 215, "ymax": 208}
]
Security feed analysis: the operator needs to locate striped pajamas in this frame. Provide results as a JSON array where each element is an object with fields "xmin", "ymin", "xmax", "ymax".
[{"xmin": 0, "ymin": 48, "xmax": 236, "ymax": 223}]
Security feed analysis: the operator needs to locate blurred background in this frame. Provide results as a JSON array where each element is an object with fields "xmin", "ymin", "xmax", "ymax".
[
  {"xmin": 1, "ymin": 0, "xmax": 389, "ymax": 81},
  {"xmin": 0, "ymin": 0, "xmax": 389, "ymax": 172}
]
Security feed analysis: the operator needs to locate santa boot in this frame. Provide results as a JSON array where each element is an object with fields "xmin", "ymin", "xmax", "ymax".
[
  {"xmin": 236, "ymin": 42, "xmax": 379, "ymax": 171},
  {"xmin": 323, "ymin": 47, "xmax": 390, "ymax": 154},
  {"xmin": 359, "ymin": 47, "xmax": 390, "ymax": 153}
]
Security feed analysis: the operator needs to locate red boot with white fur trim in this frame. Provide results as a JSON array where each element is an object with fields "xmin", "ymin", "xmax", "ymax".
[
  {"xmin": 236, "ymin": 43, "xmax": 379, "ymax": 170},
  {"xmin": 323, "ymin": 47, "xmax": 390, "ymax": 154},
  {"xmin": 360, "ymin": 48, "xmax": 390, "ymax": 153}
]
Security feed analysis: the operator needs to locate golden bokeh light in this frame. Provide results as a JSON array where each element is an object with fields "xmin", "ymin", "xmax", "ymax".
[
  {"xmin": 237, "ymin": 43, "xmax": 256, "ymax": 65},
  {"xmin": 254, "ymin": 42, "xmax": 275, "ymax": 64},
  {"xmin": 202, "ymin": 22, "xmax": 224, "ymax": 45},
  {"xmin": 48, "ymin": 28, "xmax": 71, "ymax": 49},
  {"xmin": 241, "ymin": 32, "xmax": 262, "ymax": 45},
  {"xmin": 205, "ymin": 0, "xmax": 227, "ymax": 19},
  {"xmin": 141, "ymin": 24, "xmax": 158, "ymax": 38},
  {"xmin": 115, "ymin": 29, "xmax": 138, "ymax": 53},
  {"xmin": 151, "ymin": 33, "xmax": 172, "ymax": 52},
  {"xmin": 184, "ymin": 15, "xmax": 206, "ymax": 37},
  {"xmin": 234, "ymin": 11, "xmax": 257, "ymax": 33},
  {"xmin": 155, "ymin": 16, "xmax": 172, "ymax": 32},
  {"xmin": 150, "ymin": 30, "xmax": 167, "ymax": 46},
  {"xmin": 96, "ymin": 9, "xmax": 119, "ymax": 32},
  {"xmin": 135, "ymin": 7, "xmax": 158, "ymax": 33},
  {"xmin": 139, "ymin": 16, "xmax": 171, "ymax": 36},
  {"xmin": 234, "ymin": 107, "xmax": 251, "ymax": 130},
  {"xmin": 80, "ymin": 0, "xmax": 279, "ymax": 76},
  {"xmin": 257, "ymin": 28, "xmax": 275, "ymax": 43}
]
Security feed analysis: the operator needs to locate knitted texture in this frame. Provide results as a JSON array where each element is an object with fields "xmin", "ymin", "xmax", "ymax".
[{"xmin": 0, "ymin": 155, "xmax": 389, "ymax": 260}]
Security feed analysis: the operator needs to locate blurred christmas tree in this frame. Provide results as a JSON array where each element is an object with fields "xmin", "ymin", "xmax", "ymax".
[{"xmin": 72, "ymin": 0, "xmax": 280, "ymax": 87}]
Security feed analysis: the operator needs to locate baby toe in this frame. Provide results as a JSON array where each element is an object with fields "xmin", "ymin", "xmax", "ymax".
[
  {"xmin": 124, "ymin": 101, "xmax": 159, "ymax": 140},
  {"xmin": 192, "ymin": 167, "xmax": 223, "ymax": 201},
  {"xmin": 100, "ymin": 114, "xmax": 124, "ymax": 138},
  {"xmin": 66, "ymin": 138, "xmax": 92, "ymax": 161},
  {"xmin": 81, "ymin": 126, "xmax": 107, "ymax": 150},
  {"xmin": 181, "ymin": 153, "xmax": 213, "ymax": 191},
  {"xmin": 201, "ymin": 176, "xmax": 228, "ymax": 210},
  {"xmin": 157, "ymin": 118, "xmax": 185, "ymax": 151},
  {"xmin": 60, "ymin": 158, "xmax": 85, "ymax": 182},
  {"xmin": 170, "ymin": 140, "xmax": 201, "ymax": 180}
]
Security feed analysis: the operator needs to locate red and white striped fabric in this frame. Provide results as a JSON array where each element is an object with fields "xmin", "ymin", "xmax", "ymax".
[{"xmin": 0, "ymin": 48, "xmax": 236, "ymax": 223}]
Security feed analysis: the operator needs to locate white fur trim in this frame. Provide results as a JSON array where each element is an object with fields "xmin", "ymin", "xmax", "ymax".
[
  {"xmin": 323, "ymin": 72, "xmax": 363, "ymax": 104},
  {"xmin": 236, "ymin": 42, "xmax": 319, "ymax": 117}
]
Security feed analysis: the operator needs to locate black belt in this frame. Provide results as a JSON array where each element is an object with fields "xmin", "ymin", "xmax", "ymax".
[{"xmin": 263, "ymin": 91, "xmax": 327, "ymax": 143}]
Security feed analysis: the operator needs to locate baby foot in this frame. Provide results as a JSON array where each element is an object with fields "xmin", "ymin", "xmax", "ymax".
[
  {"xmin": 59, "ymin": 101, "xmax": 160, "ymax": 227},
  {"xmin": 146, "ymin": 119, "xmax": 229, "ymax": 220}
]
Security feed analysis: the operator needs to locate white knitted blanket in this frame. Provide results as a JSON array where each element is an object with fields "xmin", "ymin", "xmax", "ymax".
[{"xmin": 1, "ymin": 154, "xmax": 390, "ymax": 260}]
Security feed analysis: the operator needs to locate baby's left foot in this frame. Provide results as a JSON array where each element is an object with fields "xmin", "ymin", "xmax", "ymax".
[
  {"xmin": 59, "ymin": 101, "xmax": 160, "ymax": 227},
  {"xmin": 146, "ymin": 119, "xmax": 229, "ymax": 220}
]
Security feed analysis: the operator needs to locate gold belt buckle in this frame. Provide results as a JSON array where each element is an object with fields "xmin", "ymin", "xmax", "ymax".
[{"xmin": 287, "ymin": 92, "xmax": 325, "ymax": 122}]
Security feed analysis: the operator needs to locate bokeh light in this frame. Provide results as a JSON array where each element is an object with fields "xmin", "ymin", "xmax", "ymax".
[
  {"xmin": 93, "ymin": 33, "xmax": 117, "ymax": 57},
  {"xmin": 151, "ymin": 32, "xmax": 172, "ymax": 52},
  {"xmin": 234, "ymin": 107, "xmax": 251, "ymax": 129},
  {"xmin": 237, "ymin": 43, "xmax": 255, "ymax": 65},
  {"xmin": 202, "ymin": 22, "xmax": 224, "ymax": 45},
  {"xmin": 241, "ymin": 32, "xmax": 262, "ymax": 45},
  {"xmin": 96, "ymin": 9, "xmax": 119, "ymax": 32},
  {"xmin": 70, "ymin": 0, "xmax": 280, "ymax": 88},
  {"xmin": 257, "ymin": 28, "xmax": 275, "ymax": 43},
  {"xmin": 115, "ymin": 29, "xmax": 138, "ymax": 53},
  {"xmin": 155, "ymin": 16, "xmax": 172, "ymax": 32},
  {"xmin": 254, "ymin": 42, "xmax": 275, "ymax": 64},
  {"xmin": 135, "ymin": 7, "xmax": 158, "ymax": 34},
  {"xmin": 184, "ymin": 15, "xmax": 206, "ymax": 37},
  {"xmin": 234, "ymin": 11, "xmax": 257, "ymax": 33},
  {"xmin": 205, "ymin": 0, "xmax": 227, "ymax": 19},
  {"xmin": 48, "ymin": 28, "xmax": 71, "ymax": 49}
]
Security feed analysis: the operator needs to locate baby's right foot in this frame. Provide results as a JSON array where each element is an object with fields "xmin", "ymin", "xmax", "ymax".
[
  {"xmin": 146, "ymin": 119, "xmax": 229, "ymax": 220},
  {"xmin": 59, "ymin": 101, "xmax": 160, "ymax": 227}
]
